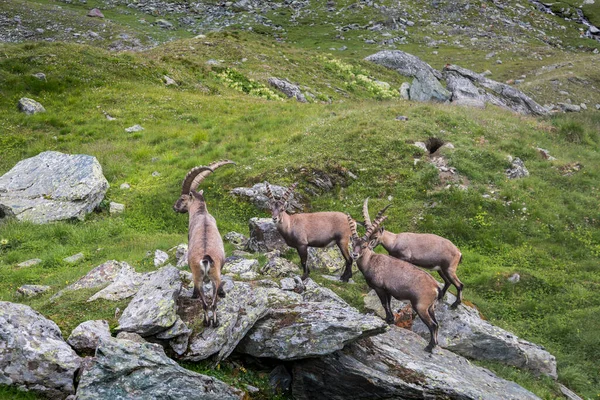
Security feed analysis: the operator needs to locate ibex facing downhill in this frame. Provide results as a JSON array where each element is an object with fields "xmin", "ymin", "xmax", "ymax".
[
  {"xmin": 173, "ymin": 160, "xmax": 235, "ymax": 327},
  {"xmin": 265, "ymin": 182, "xmax": 354, "ymax": 281},
  {"xmin": 363, "ymin": 199, "xmax": 464, "ymax": 308}
]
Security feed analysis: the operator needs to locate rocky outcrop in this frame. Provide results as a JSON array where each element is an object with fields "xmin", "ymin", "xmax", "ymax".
[
  {"xmin": 268, "ymin": 77, "xmax": 307, "ymax": 102},
  {"xmin": 246, "ymin": 217, "xmax": 289, "ymax": 253},
  {"xmin": 446, "ymin": 71, "xmax": 486, "ymax": 108},
  {"xmin": 230, "ymin": 182, "xmax": 302, "ymax": 211},
  {"xmin": 292, "ymin": 326, "xmax": 540, "ymax": 400},
  {"xmin": 0, "ymin": 151, "xmax": 109, "ymax": 224},
  {"xmin": 0, "ymin": 301, "xmax": 81, "ymax": 399},
  {"xmin": 410, "ymin": 69, "xmax": 451, "ymax": 102},
  {"xmin": 261, "ymin": 252, "xmax": 299, "ymax": 277},
  {"xmin": 365, "ymin": 50, "xmax": 442, "ymax": 79},
  {"xmin": 307, "ymin": 244, "xmax": 347, "ymax": 275},
  {"xmin": 51, "ymin": 260, "xmax": 130, "ymax": 301},
  {"xmin": 76, "ymin": 337, "xmax": 243, "ymax": 400},
  {"xmin": 116, "ymin": 265, "xmax": 182, "ymax": 337},
  {"xmin": 87, "ymin": 262, "xmax": 152, "ymax": 302},
  {"xmin": 222, "ymin": 257, "xmax": 260, "ymax": 279},
  {"xmin": 67, "ymin": 320, "xmax": 111, "ymax": 354}
]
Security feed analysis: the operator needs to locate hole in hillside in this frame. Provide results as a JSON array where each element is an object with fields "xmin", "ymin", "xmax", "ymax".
[
  {"xmin": 0, "ymin": 209, "xmax": 4, "ymax": 219},
  {"xmin": 425, "ymin": 137, "xmax": 445, "ymax": 154}
]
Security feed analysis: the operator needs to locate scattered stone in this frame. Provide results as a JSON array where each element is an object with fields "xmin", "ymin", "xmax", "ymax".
[
  {"xmin": 246, "ymin": 217, "xmax": 289, "ymax": 253},
  {"xmin": 0, "ymin": 151, "xmax": 109, "ymax": 224},
  {"xmin": 307, "ymin": 244, "xmax": 346, "ymax": 275},
  {"xmin": 87, "ymin": 8, "xmax": 104, "ymax": 18},
  {"xmin": 163, "ymin": 75, "xmax": 177, "ymax": 86},
  {"xmin": 116, "ymin": 265, "xmax": 182, "ymax": 337},
  {"xmin": 580, "ymin": 103, "xmax": 587, "ymax": 110},
  {"xmin": 224, "ymin": 231, "xmax": 248, "ymax": 250},
  {"xmin": 67, "ymin": 320, "xmax": 111, "ymax": 354},
  {"xmin": 64, "ymin": 252, "xmax": 84, "ymax": 264},
  {"xmin": 320, "ymin": 274, "xmax": 354, "ymax": 284},
  {"xmin": 154, "ymin": 249, "xmax": 169, "ymax": 267},
  {"xmin": 0, "ymin": 301, "xmax": 81, "ymax": 398},
  {"xmin": 52, "ymin": 260, "xmax": 129, "ymax": 300},
  {"xmin": 536, "ymin": 148, "xmax": 556, "ymax": 160},
  {"xmin": 280, "ymin": 277, "xmax": 296, "ymax": 290},
  {"xmin": 365, "ymin": 50, "xmax": 442, "ymax": 79},
  {"xmin": 230, "ymin": 182, "xmax": 302, "ymax": 211},
  {"xmin": 17, "ymin": 97, "xmax": 45, "ymax": 115},
  {"xmin": 292, "ymin": 326, "xmax": 540, "ymax": 400},
  {"xmin": 156, "ymin": 19, "xmax": 174, "ymax": 29},
  {"xmin": 395, "ymin": 115, "xmax": 409, "ymax": 121},
  {"xmin": 409, "ymin": 70, "xmax": 451, "ymax": 103},
  {"xmin": 399, "ymin": 82, "xmax": 410, "ymax": 99},
  {"xmin": 506, "ymin": 157, "xmax": 529, "ymax": 179},
  {"xmin": 268, "ymin": 77, "xmax": 307, "ymax": 102},
  {"xmin": 508, "ymin": 273, "xmax": 521, "ymax": 283},
  {"xmin": 261, "ymin": 254, "xmax": 299, "ymax": 277},
  {"xmin": 76, "ymin": 337, "xmax": 242, "ymax": 399},
  {"xmin": 559, "ymin": 384, "xmax": 584, "ymax": 400},
  {"xmin": 482, "ymin": 69, "xmax": 492, "ymax": 76},
  {"xmin": 16, "ymin": 258, "xmax": 42, "ymax": 268},
  {"xmin": 125, "ymin": 124, "xmax": 144, "ymax": 133},
  {"xmin": 223, "ymin": 258, "xmax": 259, "ymax": 279},
  {"xmin": 152, "ymin": 171, "xmax": 161, "ymax": 177},
  {"xmin": 596, "ymin": 104, "xmax": 600, "ymax": 110},
  {"xmin": 32, "ymin": 72, "xmax": 46, "ymax": 81},
  {"xmin": 413, "ymin": 141, "xmax": 428, "ymax": 152},
  {"xmin": 119, "ymin": 183, "xmax": 130, "ymax": 190},
  {"xmin": 109, "ymin": 202, "xmax": 125, "ymax": 214},
  {"xmin": 154, "ymin": 316, "xmax": 192, "ymax": 355},
  {"xmin": 16, "ymin": 284, "xmax": 50, "ymax": 297},
  {"xmin": 558, "ymin": 102, "xmax": 581, "ymax": 112},
  {"xmin": 87, "ymin": 263, "xmax": 151, "ymax": 302}
]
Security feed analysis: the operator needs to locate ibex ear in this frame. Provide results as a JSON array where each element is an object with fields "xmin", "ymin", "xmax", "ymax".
[{"xmin": 369, "ymin": 238, "xmax": 378, "ymax": 249}]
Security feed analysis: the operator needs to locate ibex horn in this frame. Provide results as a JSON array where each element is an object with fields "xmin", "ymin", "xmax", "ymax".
[
  {"xmin": 181, "ymin": 159, "xmax": 235, "ymax": 194},
  {"xmin": 347, "ymin": 214, "xmax": 359, "ymax": 240},
  {"xmin": 265, "ymin": 182, "xmax": 274, "ymax": 200},
  {"xmin": 282, "ymin": 182, "xmax": 298, "ymax": 203},
  {"xmin": 364, "ymin": 215, "xmax": 388, "ymax": 240},
  {"xmin": 362, "ymin": 198, "xmax": 372, "ymax": 228},
  {"xmin": 375, "ymin": 204, "xmax": 392, "ymax": 222}
]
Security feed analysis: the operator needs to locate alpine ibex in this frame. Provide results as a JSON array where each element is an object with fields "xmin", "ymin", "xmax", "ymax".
[
  {"xmin": 173, "ymin": 160, "xmax": 235, "ymax": 327},
  {"xmin": 363, "ymin": 199, "xmax": 464, "ymax": 308},
  {"xmin": 265, "ymin": 182, "xmax": 354, "ymax": 281},
  {"xmin": 347, "ymin": 212, "xmax": 440, "ymax": 352}
]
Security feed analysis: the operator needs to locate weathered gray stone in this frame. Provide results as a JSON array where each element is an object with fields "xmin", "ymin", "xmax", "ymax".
[
  {"xmin": 154, "ymin": 249, "xmax": 169, "ymax": 266},
  {"xmin": 0, "ymin": 151, "xmax": 109, "ymax": 224},
  {"xmin": 246, "ymin": 217, "xmax": 289, "ymax": 253},
  {"xmin": 116, "ymin": 265, "xmax": 182, "ymax": 337},
  {"xmin": 64, "ymin": 252, "xmax": 84, "ymax": 264},
  {"xmin": 224, "ymin": 231, "xmax": 248, "ymax": 250},
  {"xmin": 109, "ymin": 202, "xmax": 124, "ymax": 214},
  {"xmin": 410, "ymin": 69, "xmax": 451, "ymax": 103},
  {"xmin": 67, "ymin": 320, "xmax": 111, "ymax": 354},
  {"xmin": 446, "ymin": 70, "xmax": 486, "ymax": 108},
  {"xmin": 180, "ymin": 281, "xmax": 270, "ymax": 362},
  {"xmin": 506, "ymin": 157, "xmax": 529, "ymax": 179},
  {"xmin": 154, "ymin": 316, "xmax": 192, "ymax": 356},
  {"xmin": 52, "ymin": 260, "xmax": 129, "ymax": 301},
  {"xmin": 32, "ymin": 72, "xmax": 46, "ymax": 81},
  {"xmin": 230, "ymin": 182, "xmax": 302, "ymax": 211},
  {"xmin": 116, "ymin": 331, "xmax": 146, "ymax": 343},
  {"xmin": 363, "ymin": 288, "xmax": 405, "ymax": 319},
  {"xmin": 76, "ymin": 337, "xmax": 242, "ymax": 400},
  {"xmin": 365, "ymin": 50, "xmax": 442, "ymax": 79},
  {"xmin": 307, "ymin": 244, "xmax": 346, "ymax": 274},
  {"xmin": 399, "ymin": 82, "xmax": 410, "ymax": 99},
  {"xmin": 125, "ymin": 124, "xmax": 144, "ymax": 133},
  {"xmin": 261, "ymin": 254, "xmax": 299, "ymax": 277},
  {"xmin": 156, "ymin": 19, "xmax": 174, "ymax": 29},
  {"xmin": 0, "ymin": 301, "xmax": 81, "ymax": 399},
  {"xmin": 412, "ymin": 293, "xmax": 557, "ymax": 378},
  {"xmin": 17, "ymin": 97, "xmax": 45, "ymax": 115},
  {"xmin": 16, "ymin": 284, "xmax": 50, "ymax": 297},
  {"xmin": 87, "ymin": 8, "xmax": 104, "ymax": 18},
  {"xmin": 222, "ymin": 257, "xmax": 259, "ymax": 279},
  {"xmin": 268, "ymin": 77, "xmax": 307, "ymax": 102},
  {"xmin": 87, "ymin": 263, "xmax": 151, "ymax": 302},
  {"xmin": 163, "ymin": 75, "xmax": 177, "ymax": 86},
  {"xmin": 559, "ymin": 383, "xmax": 584, "ymax": 400},
  {"xmin": 558, "ymin": 102, "xmax": 581, "ymax": 112},
  {"xmin": 292, "ymin": 326, "xmax": 540, "ymax": 400},
  {"xmin": 16, "ymin": 258, "xmax": 42, "ymax": 268}
]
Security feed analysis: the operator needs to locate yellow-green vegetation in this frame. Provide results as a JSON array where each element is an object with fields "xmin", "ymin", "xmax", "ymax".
[{"xmin": 1, "ymin": 4, "xmax": 600, "ymax": 400}]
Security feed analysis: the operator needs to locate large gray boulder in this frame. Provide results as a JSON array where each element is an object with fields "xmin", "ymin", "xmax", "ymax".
[
  {"xmin": 246, "ymin": 217, "xmax": 289, "ymax": 253},
  {"xmin": 0, "ymin": 301, "xmax": 81, "ymax": 399},
  {"xmin": 0, "ymin": 151, "xmax": 109, "ymax": 224},
  {"xmin": 116, "ymin": 265, "xmax": 182, "ymax": 337},
  {"xmin": 307, "ymin": 244, "xmax": 346, "ymax": 274},
  {"xmin": 51, "ymin": 260, "xmax": 130, "ymax": 301},
  {"xmin": 412, "ymin": 293, "xmax": 557, "ymax": 378},
  {"xmin": 17, "ymin": 97, "xmax": 46, "ymax": 115},
  {"xmin": 292, "ymin": 326, "xmax": 540, "ymax": 400},
  {"xmin": 87, "ymin": 263, "xmax": 153, "ymax": 302},
  {"xmin": 67, "ymin": 320, "xmax": 111, "ymax": 354},
  {"xmin": 443, "ymin": 65, "xmax": 548, "ymax": 116},
  {"xmin": 365, "ymin": 50, "xmax": 442, "ymax": 79},
  {"xmin": 446, "ymin": 71, "xmax": 486, "ymax": 108},
  {"xmin": 180, "ymin": 281, "xmax": 270, "ymax": 362},
  {"xmin": 409, "ymin": 69, "xmax": 451, "ymax": 103},
  {"xmin": 76, "ymin": 337, "xmax": 243, "ymax": 400},
  {"xmin": 230, "ymin": 182, "xmax": 302, "ymax": 211},
  {"xmin": 268, "ymin": 77, "xmax": 307, "ymax": 102}
]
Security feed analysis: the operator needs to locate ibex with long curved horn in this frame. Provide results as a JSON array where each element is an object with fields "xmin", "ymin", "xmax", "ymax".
[
  {"xmin": 265, "ymin": 182, "xmax": 354, "ymax": 281},
  {"xmin": 348, "ymin": 211, "xmax": 440, "ymax": 352},
  {"xmin": 173, "ymin": 160, "xmax": 235, "ymax": 327},
  {"xmin": 363, "ymin": 198, "xmax": 464, "ymax": 308}
]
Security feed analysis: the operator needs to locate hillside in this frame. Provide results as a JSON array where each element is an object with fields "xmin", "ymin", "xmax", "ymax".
[{"xmin": 1, "ymin": 0, "xmax": 600, "ymax": 399}]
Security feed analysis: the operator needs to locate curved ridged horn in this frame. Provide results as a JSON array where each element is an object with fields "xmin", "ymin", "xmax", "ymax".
[
  {"xmin": 282, "ymin": 182, "xmax": 298, "ymax": 203},
  {"xmin": 364, "ymin": 214, "xmax": 388, "ymax": 240},
  {"xmin": 181, "ymin": 159, "xmax": 235, "ymax": 194},
  {"xmin": 375, "ymin": 204, "xmax": 392, "ymax": 222},
  {"xmin": 362, "ymin": 198, "xmax": 372, "ymax": 228},
  {"xmin": 347, "ymin": 214, "xmax": 359, "ymax": 240},
  {"xmin": 265, "ymin": 182, "xmax": 274, "ymax": 200}
]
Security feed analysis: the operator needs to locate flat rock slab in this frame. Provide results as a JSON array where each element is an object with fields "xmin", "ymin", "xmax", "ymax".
[
  {"xmin": 292, "ymin": 326, "xmax": 540, "ymax": 400},
  {"xmin": 0, "ymin": 151, "xmax": 109, "ymax": 224},
  {"xmin": 365, "ymin": 50, "xmax": 442, "ymax": 79},
  {"xmin": 0, "ymin": 301, "xmax": 81, "ymax": 399},
  {"xmin": 230, "ymin": 183, "xmax": 302, "ymax": 212},
  {"xmin": 237, "ymin": 301, "xmax": 387, "ymax": 360},
  {"xmin": 180, "ymin": 281, "xmax": 270, "ymax": 362},
  {"xmin": 87, "ymin": 264, "xmax": 153, "ymax": 302},
  {"xmin": 16, "ymin": 284, "xmax": 50, "ymax": 297},
  {"xmin": 116, "ymin": 265, "xmax": 182, "ymax": 337},
  {"xmin": 268, "ymin": 77, "xmax": 307, "ymax": 102},
  {"xmin": 76, "ymin": 337, "xmax": 243, "ymax": 400},
  {"xmin": 51, "ymin": 260, "xmax": 131, "ymax": 301},
  {"xmin": 67, "ymin": 320, "xmax": 111, "ymax": 354}
]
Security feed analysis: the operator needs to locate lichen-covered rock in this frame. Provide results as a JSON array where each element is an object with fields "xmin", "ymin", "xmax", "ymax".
[
  {"xmin": 76, "ymin": 337, "xmax": 242, "ymax": 400},
  {"xmin": 411, "ymin": 293, "xmax": 557, "ymax": 378},
  {"xmin": 446, "ymin": 71, "xmax": 486, "ymax": 108},
  {"xmin": 268, "ymin": 77, "xmax": 307, "ymax": 102},
  {"xmin": 307, "ymin": 244, "xmax": 346, "ymax": 274},
  {"xmin": 153, "ymin": 249, "xmax": 169, "ymax": 266},
  {"xmin": 116, "ymin": 265, "xmax": 182, "ymax": 337},
  {"xmin": 154, "ymin": 316, "xmax": 192, "ymax": 356},
  {"xmin": 224, "ymin": 231, "xmax": 249, "ymax": 250},
  {"xmin": 16, "ymin": 284, "xmax": 50, "ymax": 297},
  {"xmin": 363, "ymin": 288, "xmax": 405, "ymax": 319},
  {"xmin": 180, "ymin": 281, "xmax": 270, "ymax": 362},
  {"xmin": 51, "ymin": 260, "xmax": 130, "ymax": 301},
  {"xmin": 222, "ymin": 257, "xmax": 259, "ymax": 279},
  {"xmin": 365, "ymin": 50, "xmax": 442, "ymax": 79},
  {"xmin": 261, "ymin": 255, "xmax": 299, "ymax": 277},
  {"xmin": 67, "ymin": 320, "xmax": 111, "ymax": 354},
  {"xmin": 506, "ymin": 157, "xmax": 529, "ymax": 179},
  {"xmin": 292, "ymin": 326, "xmax": 540, "ymax": 400},
  {"xmin": 246, "ymin": 217, "xmax": 289, "ymax": 253},
  {"xmin": 410, "ymin": 69, "xmax": 451, "ymax": 103},
  {"xmin": 16, "ymin": 258, "xmax": 42, "ymax": 268},
  {"xmin": 0, "ymin": 301, "xmax": 81, "ymax": 399},
  {"xmin": 230, "ymin": 182, "xmax": 302, "ymax": 212},
  {"xmin": 0, "ymin": 151, "xmax": 109, "ymax": 224},
  {"xmin": 86, "ymin": 262, "xmax": 150, "ymax": 302},
  {"xmin": 17, "ymin": 97, "xmax": 46, "ymax": 115}
]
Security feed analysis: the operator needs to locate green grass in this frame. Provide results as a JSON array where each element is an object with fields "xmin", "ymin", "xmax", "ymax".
[{"xmin": 1, "ymin": 2, "xmax": 600, "ymax": 398}]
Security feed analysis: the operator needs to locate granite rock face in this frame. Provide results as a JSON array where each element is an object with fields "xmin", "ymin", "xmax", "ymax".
[
  {"xmin": 0, "ymin": 151, "xmax": 109, "ymax": 224},
  {"xmin": 0, "ymin": 301, "xmax": 81, "ymax": 399},
  {"xmin": 409, "ymin": 69, "xmax": 451, "ymax": 102},
  {"xmin": 268, "ymin": 77, "xmax": 307, "ymax": 102}
]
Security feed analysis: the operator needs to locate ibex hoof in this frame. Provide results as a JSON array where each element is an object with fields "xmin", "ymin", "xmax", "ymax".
[
  {"xmin": 450, "ymin": 301, "xmax": 461, "ymax": 309},
  {"xmin": 301, "ymin": 273, "xmax": 309, "ymax": 281},
  {"xmin": 385, "ymin": 317, "xmax": 395, "ymax": 325},
  {"xmin": 212, "ymin": 319, "xmax": 220, "ymax": 328},
  {"xmin": 424, "ymin": 345, "xmax": 435, "ymax": 353},
  {"xmin": 203, "ymin": 318, "xmax": 211, "ymax": 327},
  {"xmin": 218, "ymin": 289, "xmax": 226, "ymax": 299}
]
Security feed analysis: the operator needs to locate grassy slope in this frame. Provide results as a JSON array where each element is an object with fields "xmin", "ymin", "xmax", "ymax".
[{"xmin": 0, "ymin": 1, "xmax": 599, "ymax": 399}]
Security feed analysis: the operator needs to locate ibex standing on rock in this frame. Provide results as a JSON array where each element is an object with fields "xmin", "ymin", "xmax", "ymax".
[
  {"xmin": 363, "ymin": 199, "xmax": 464, "ymax": 308},
  {"xmin": 173, "ymin": 160, "xmax": 235, "ymax": 327},
  {"xmin": 347, "ymin": 212, "xmax": 440, "ymax": 352},
  {"xmin": 265, "ymin": 182, "xmax": 354, "ymax": 281}
]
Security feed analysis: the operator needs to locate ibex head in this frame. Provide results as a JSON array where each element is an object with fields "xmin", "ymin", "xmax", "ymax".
[
  {"xmin": 362, "ymin": 198, "xmax": 391, "ymax": 241},
  {"xmin": 347, "ymin": 210, "xmax": 388, "ymax": 260},
  {"xmin": 173, "ymin": 160, "xmax": 235, "ymax": 213},
  {"xmin": 265, "ymin": 182, "xmax": 297, "ymax": 224}
]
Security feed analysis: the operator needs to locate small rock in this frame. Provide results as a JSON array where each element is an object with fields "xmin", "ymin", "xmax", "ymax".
[
  {"xmin": 536, "ymin": 148, "xmax": 556, "ymax": 160},
  {"xmin": 559, "ymin": 90, "xmax": 570, "ymax": 96},
  {"xmin": 125, "ymin": 124, "xmax": 144, "ymax": 133},
  {"xmin": 559, "ymin": 383, "xmax": 584, "ymax": 400},
  {"xmin": 17, "ymin": 98, "xmax": 46, "ymax": 115},
  {"xmin": 154, "ymin": 249, "xmax": 169, "ymax": 267},
  {"xmin": 32, "ymin": 72, "xmax": 46, "ymax": 81},
  {"xmin": 280, "ymin": 277, "xmax": 296, "ymax": 290},
  {"xmin": 508, "ymin": 273, "xmax": 520, "ymax": 283},
  {"xmin": 596, "ymin": 104, "xmax": 600, "ymax": 110},
  {"xmin": 109, "ymin": 202, "xmax": 125, "ymax": 214},
  {"xmin": 558, "ymin": 103, "xmax": 581, "ymax": 112},
  {"xmin": 156, "ymin": 19, "xmax": 174, "ymax": 29},
  {"xmin": 152, "ymin": 171, "xmax": 160, "ymax": 177},
  {"xmin": 482, "ymin": 70, "xmax": 492, "ymax": 76},
  {"xmin": 17, "ymin": 285, "xmax": 51, "ymax": 297},
  {"xmin": 163, "ymin": 75, "xmax": 177, "ymax": 86},
  {"xmin": 413, "ymin": 142, "xmax": 428, "ymax": 151},
  {"xmin": 224, "ymin": 231, "xmax": 248, "ymax": 250},
  {"xmin": 580, "ymin": 103, "xmax": 587, "ymax": 110},
  {"xmin": 120, "ymin": 183, "xmax": 130, "ymax": 190},
  {"xmin": 16, "ymin": 258, "xmax": 42, "ymax": 268},
  {"xmin": 87, "ymin": 8, "xmax": 104, "ymax": 18},
  {"xmin": 64, "ymin": 252, "xmax": 84, "ymax": 264},
  {"xmin": 396, "ymin": 115, "xmax": 409, "ymax": 121},
  {"xmin": 245, "ymin": 384, "xmax": 260, "ymax": 394},
  {"xmin": 223, "ymin": 258, "xmax": 259, "ymax": 278},
  {"xmin": 506, "ymin": 158, "xmax": 529, "ymax": 179},
  {"xmin": 321, "ymin": 274, "xmax": 354, "ymax": 284},
  {"xmin": 496, "ymin": 59, "xmax": 502, "ymax": 64},
  {"xmin": 67, "ymin": 320, "xmax": 111, "ymax": 354},
  {"xmin": 115, "ymin": 331, "xmax": 146, "ymax": 343},
  {"xmin": 268, "ymin": 77, "xmax": 307, "ymax": 102}
]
